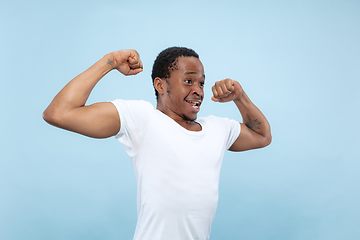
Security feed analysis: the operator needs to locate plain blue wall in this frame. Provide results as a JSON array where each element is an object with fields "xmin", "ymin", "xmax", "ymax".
[{"xmin": 1, "ymin": 0, "xmax": 359, "ymax": 239}]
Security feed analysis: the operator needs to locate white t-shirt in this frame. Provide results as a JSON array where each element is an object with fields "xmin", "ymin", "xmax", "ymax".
[{"xmin": 111, "ymin": 99, "xmax": 241, "ymax": 240}]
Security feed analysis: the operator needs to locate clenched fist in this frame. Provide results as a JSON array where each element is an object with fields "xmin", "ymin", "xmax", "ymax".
[
  {"xmin": 111, "ymin": 49, "xmax": 143, "ymax": 76},
  {"xmin": 211, "ymin": 78, "xmax": 243, "ymax": 102}
]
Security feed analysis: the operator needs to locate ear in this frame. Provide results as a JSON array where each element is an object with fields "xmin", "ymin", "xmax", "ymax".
[{"xmin": 154, "ymin": 77, "xmax": 166, "ymax": 95}]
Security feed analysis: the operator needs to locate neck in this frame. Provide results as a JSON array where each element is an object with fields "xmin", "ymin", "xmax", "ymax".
[{"xmin": 156, "ymin": 102, "xmax": 201, "ymax": 131}]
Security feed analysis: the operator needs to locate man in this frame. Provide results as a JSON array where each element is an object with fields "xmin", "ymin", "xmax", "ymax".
[{"xmin": 43, "ymin": 47, "xmax": 271, "ymax": 240}]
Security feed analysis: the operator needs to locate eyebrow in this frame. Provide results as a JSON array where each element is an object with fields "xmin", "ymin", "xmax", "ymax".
[{"xmin": 184, "ymin": 72, "xmax": 206, "ymax": 79}]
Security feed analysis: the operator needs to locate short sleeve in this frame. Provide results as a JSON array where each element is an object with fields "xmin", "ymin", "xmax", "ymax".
[
  {"xmin": 198, "ymin": 115, "xmax": 241, "ymax": 150},
  {"xmin": 111, "ymin": 99, "xmax": 154, "ymax": 157},
  {"xmin": 225, "ymin": 119, "xmax": 241, "ymax": 150}
]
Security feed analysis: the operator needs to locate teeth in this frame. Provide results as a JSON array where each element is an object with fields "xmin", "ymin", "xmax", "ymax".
[{"xmin": 186, "ymin": 100, "xmax": 201, "ymax": 108}]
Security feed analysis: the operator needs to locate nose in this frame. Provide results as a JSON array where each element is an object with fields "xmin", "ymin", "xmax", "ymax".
[{"xmin": 192, "ymin": 82, "xmax": 203, "ymax": 96}]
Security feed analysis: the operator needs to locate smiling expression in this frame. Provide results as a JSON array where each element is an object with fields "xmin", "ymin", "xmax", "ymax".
[{"xmin": 156, "ymin": 56, "xmax": 205, "ymax": 122}]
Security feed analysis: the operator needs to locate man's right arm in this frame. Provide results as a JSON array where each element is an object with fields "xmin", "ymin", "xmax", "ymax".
[{"xmin": 43, "ymin": 50, "xmax": 143, "ymax": 138}]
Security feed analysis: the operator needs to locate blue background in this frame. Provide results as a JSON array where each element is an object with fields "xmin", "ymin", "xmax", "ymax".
[{"xmin": 1, "ymin": 0, "xmax": 359, "ymax": 239}]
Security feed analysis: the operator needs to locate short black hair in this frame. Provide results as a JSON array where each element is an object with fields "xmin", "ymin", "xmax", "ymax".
[{"xmin": 151, "ymin": 46, "xmax": 199, "ymax": 99}]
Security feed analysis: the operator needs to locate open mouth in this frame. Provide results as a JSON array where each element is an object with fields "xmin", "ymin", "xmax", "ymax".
[{"xmin": 185, "ymin": 100, "xmax": 202, "ymax": 109}]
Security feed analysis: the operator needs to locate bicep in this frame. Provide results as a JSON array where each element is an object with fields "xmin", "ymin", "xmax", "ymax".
[
  {"xmin": 48, "ymin": 102, "xmax": 120, "ymax": 138},
  {"xmin": 229, "ymin": 123, "xmax": 270, "ymax": 152}
]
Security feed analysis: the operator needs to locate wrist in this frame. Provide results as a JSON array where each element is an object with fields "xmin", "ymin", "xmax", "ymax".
[
  {"xmin": 103, "ymin": 53, "xmax": 116, "ymax": 69},
  {"xmin": 93, "ymin": 53, "xmax": 115, "ymax": 77},
  {"xmin": 233, "ymin": 90, "xmax": 245, "ymax": 102},
  {"xmin": 99, "ymin": 53, "xmax": 116, "ymax": 74},
  {"xmin": 233, "ymin": 90, "xmax": 251, "ymax": 106}
]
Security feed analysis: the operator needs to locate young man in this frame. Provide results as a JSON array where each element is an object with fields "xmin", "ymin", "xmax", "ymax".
[{"xmin": 43, "ymin": 47, "xmax": 271, "ymax": 240}]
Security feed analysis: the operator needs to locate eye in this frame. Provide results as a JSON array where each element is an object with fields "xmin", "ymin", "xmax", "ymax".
[
  {"xmin": 185, "ymin": 79, "xmax": 192, "ymax": 84},
  {"xmin": 199, "ymin": 82, "xmax": 205, "ymax": 88}
]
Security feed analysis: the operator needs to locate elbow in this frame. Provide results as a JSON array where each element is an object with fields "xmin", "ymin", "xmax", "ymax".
[
  {"xmin": 258, "ymin": 131, "xmax": 272, "ymax": 148},
  {"xmin": 42, "ymin": 108, "xmax": 54, "ymax": 125},
  {"xmin": 265, "ymin": 134, "xmax": 272, "ymax": 147},
  {"xmin": 42, "ymin": 108, "xmax": 62, "ymax": 126},
  {"xmin": 263, "ymin": 132, "xmax": 272, "ymax": 147}
]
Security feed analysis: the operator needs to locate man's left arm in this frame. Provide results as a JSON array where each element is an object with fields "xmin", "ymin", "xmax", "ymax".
[{"xmin": 212, "ymin": 78, "xmax": 272, "ymax": 151}]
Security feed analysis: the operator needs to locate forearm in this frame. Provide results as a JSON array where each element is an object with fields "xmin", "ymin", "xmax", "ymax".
[
  {"xmin": 44, "ymin": 53, "xmax": 114, "ymax": 119},
  {"xmin": 211, "ymin": 79, "xmax": 271, "ymax": 151},
  {"xmin": 234, "ymin": 90, "xmax": 271, "ymax": 141}
]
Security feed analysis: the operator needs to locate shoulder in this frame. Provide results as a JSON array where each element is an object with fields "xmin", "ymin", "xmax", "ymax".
[
  {"xmin": 111, "ymin": 99, "xmax": 154, "ymax": 115},
  {"xmin": 198, "ymin": 115, "xmax": 241, "ymax": 149},
  {"xmin": 111, "ymin": 99, "xmax": 154, "ymax": 110},
  {"xmin": 112, "ymin": 100, "xmax": 155, "ymax": 140},
  {"xmin": 198, "ymin": 115, "xmax": 241, "ymax": 135},
  {"xmin": 111, "ymin": 99, "xmax": 155, "ymax": 128},
  {"xmin": 198, "ymin": 115, "xmax": 235, "ymax": 125}
]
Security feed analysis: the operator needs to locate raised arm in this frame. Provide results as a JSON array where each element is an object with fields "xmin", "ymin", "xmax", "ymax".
[
  {"xmin": 43, "ymin": 49, "xmax": 143, "ymax": 138},
  {"xmin": 211, "ymin": 78, "xmax": 272, "ymax": 151}
]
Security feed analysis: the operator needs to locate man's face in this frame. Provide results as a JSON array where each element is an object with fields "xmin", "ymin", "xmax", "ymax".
[{"xmin": 162, "ymin": 56, "xmax": 205, "ymax": 121}]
